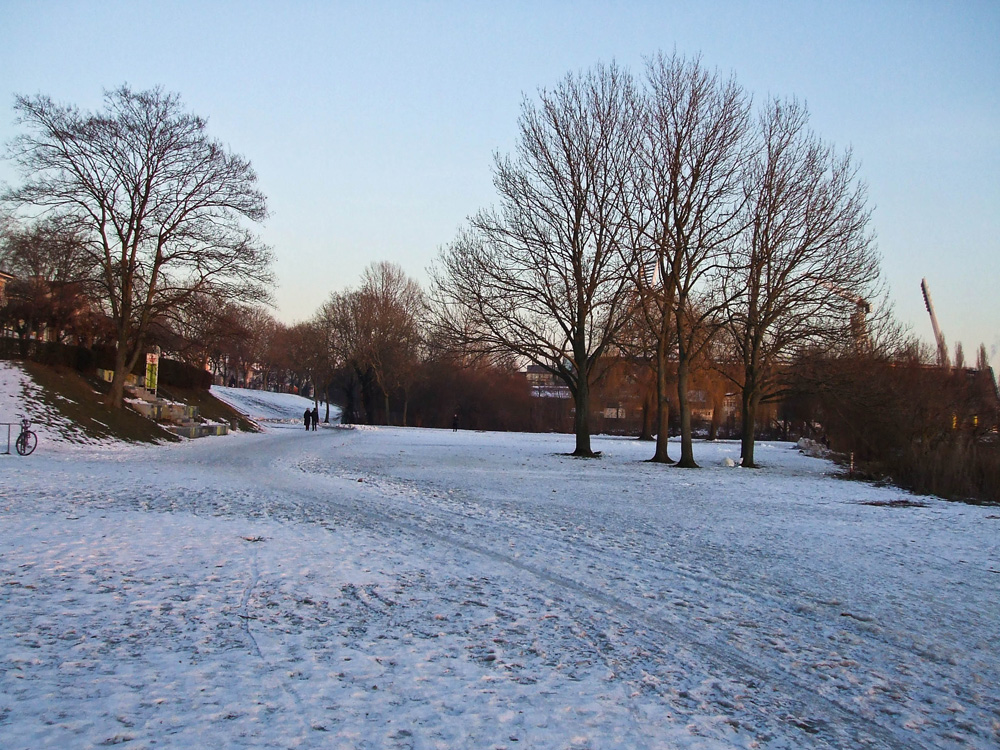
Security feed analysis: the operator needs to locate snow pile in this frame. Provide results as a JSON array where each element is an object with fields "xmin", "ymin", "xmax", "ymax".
[
  {"xmin": 797, "ymin": 436, "xmax": 834, "ymax": 459},
  {"xmin": 1, "ymin": 362, "xmax": 998, "ymax": 748}
]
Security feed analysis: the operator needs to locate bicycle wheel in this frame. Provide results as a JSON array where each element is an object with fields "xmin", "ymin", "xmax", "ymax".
[{"xmin": 15, "ymin": 430, "xmax": 36, "ymax": 456}]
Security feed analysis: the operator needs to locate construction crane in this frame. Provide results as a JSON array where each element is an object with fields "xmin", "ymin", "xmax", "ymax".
[{"xmin": 920, "ymin": 278, "xmax": 950, "ymax": 369}]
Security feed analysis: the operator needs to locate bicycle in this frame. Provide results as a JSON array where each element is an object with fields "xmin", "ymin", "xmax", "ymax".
[{"xmin": 15, "ymin": 418, "xmax": 37, "ymax": 456}]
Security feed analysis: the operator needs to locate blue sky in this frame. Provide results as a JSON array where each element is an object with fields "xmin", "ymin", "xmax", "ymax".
[{"xmin": 2, "ymin": 1, "xmax": 998, "ymax": 368}]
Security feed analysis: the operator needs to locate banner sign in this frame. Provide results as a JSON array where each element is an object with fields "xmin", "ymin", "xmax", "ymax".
[{"xmin": 145, "ymin": 351, "xmax": 160, "ymax": 394}]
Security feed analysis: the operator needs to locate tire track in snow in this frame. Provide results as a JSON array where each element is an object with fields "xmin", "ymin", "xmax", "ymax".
[
  {"xmin": 287, "ymin": 447, "xmax": 994, "ymax": 749},
  {"xmin": 267, "ymin": 453, "xmax": 933, "ymax": 749}
]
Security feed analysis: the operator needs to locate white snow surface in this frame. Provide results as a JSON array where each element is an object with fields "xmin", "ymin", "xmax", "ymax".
[
  {"xmin": 1, "ymin": 361, "xmax": 998, "ymax": 749},
  {"xmin": 210, "ymin": 385, "xmax": 341, "ymax": 427}
]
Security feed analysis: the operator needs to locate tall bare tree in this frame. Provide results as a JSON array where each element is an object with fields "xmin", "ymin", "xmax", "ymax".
[
  {"xmin": 977, "ymin": 343, "xmax": 991, "ymax": 373},
  {"xmin": 722, "ymin": 97, "xmax": 879, "ymax": 467},
  {"xmin": 432, "ymin": 64, "xmax": 638, "ymax": 456},
  {"xmin": 4, "ymin": 86, "xmax": 273, "ymax": 407},
  {"xmin": 629, "ymin": 53, "xmax": 751, "ymax": 467}
]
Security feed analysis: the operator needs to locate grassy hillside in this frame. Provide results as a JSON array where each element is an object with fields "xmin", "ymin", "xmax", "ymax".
[{"xmin": 19, "ymin": 361, "xmax": 258, "ymax": 444}]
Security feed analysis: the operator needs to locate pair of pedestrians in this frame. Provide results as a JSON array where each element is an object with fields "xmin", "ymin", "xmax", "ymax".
[{"xmin": 303, "ymin": 406, "xmax": 320, "ymax": 431}]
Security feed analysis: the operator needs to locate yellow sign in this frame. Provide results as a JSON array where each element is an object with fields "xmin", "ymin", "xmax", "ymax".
[{"xmin": 145, "ymin": 352, "xmax": 159, "ymax": 394}]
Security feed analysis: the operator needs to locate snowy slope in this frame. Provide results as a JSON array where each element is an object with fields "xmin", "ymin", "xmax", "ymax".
[
  {"xmin": 210, "ymin": 384, "xmax": 341, "ymax": 427},
  {"xmin": 1, "ymin": 360, "xmax": 998, "ymax": 749}
]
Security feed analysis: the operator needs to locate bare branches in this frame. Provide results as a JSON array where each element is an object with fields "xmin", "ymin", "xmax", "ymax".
[
  {"xmin": 3, "ymin": 86, "xmax": 273, "ymax": 406},
  {"xmin": 721, "ymin": 96, "xmax": 880, "ymax": 466},
  {"xmin": 316, "ymin": 262, "xmax": 425, "ymax": 425},
  {"xmin": 431, "ymin": 64, "xmax": 638, "ymax": 455},
  {"xmin": 434, "ymin": 54, "xmax": 883, "ymax": 466},
  {"xmin": 627, "ymin": 52, "xmax": 752, "ymax": 466}
]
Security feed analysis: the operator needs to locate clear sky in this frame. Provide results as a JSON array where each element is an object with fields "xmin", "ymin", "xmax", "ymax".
[{"xmin": 2, "ymin": 1, "xmax": 998, "ymax": 369}]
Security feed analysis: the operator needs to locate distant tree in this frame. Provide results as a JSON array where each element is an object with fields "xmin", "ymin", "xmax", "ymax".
[
  {"xmin": 4, "ymin": 86, "xmax": 273, "ymax": 407},
  {"xmin": 432, "ymin": 64, "xmax": 638, "ymax": 456},
  {"xmin": 214, "ymin": 304, "xmax": 279, "ymax": 388},
  {"xmin": 977, "ymin": 343, "xmax": 990, "ymax": 372},
  {"xmin": 358, "ymin": 262, "xmax": 425, "ymax": 425},
  {"xmin": 316, "ymin": 262, "xmax": 425, "ymax": 425},
  {"xmin": 721, "ymin": 97, "xmax": 880, "ymax": 468},
  {"xmin": 284, "ymin": 320, "xmax": 330, "ymax": 403},
  {"xmin": 318, "ymin": 290, "xmax": 375, "ymax": 423},
  {"xmin": 0, "ymin": 218, "xmax": 99, "ymax": 349},
  {"xmin": 613, "ymin": 293, "xmax": 664, "ymax": 442}
]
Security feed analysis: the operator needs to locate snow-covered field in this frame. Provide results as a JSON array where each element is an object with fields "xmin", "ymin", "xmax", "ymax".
[{"xmin": 1, "ymin": 362, "xmax": 998, "ymax": 749}]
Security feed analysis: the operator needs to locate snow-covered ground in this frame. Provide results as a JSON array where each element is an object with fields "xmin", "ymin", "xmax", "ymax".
[{"xmin": 1, "ymin": 361, "xmax": 998, "ymax": 749}]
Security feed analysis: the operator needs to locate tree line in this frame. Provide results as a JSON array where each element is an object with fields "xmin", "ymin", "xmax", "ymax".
[{"xmin": 431, "ymin": 53, "xmax": 885, "ymax": 467}]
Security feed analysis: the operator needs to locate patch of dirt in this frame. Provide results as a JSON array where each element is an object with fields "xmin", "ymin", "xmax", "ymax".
[{"xmin": 860, "ymin": 498, "xmax": 929, "ymax": 508}]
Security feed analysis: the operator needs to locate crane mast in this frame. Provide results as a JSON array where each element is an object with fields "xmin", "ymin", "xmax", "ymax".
[{"xmin": 920, "ymin": 278, "xmax": 950, "ymax": 369}]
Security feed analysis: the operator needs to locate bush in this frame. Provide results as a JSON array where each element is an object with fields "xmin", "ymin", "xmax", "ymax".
[
  {"xmin": 791, "ymin": 351, "xmax": 1000, "ymax": 504},
  {"xmin": 158, "ymin": 358, "xmax": 213, "ymax": 390},
  {"xmin": 889, "ymin": 442, "xmax": 1000, "ymax": 504}
]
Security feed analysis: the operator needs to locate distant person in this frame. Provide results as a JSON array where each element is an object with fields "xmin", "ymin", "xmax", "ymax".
[
  {"xmin": 312, "ymin": 406, "xmax": 319, "ymax": 430},
  {"xmin": 304, "ymin": 408, "xmax": 311, "ymax": 431},
  {"xmin": 452, "ymin": 413, "xmax": 459, "ymax": 432}
]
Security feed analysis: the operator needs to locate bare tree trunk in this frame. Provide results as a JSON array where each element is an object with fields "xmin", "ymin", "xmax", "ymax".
[
  {"xmin": 677, "ymin": 358, "xmax": 699, "ymax": 468},
  {"xmin": 651, "ymin": 325, "xmax": 673, "ymax": 463},
  {"xmin": 741, "ymin": 385, "xmax": 759, "ymax": 468},
  {"xmin": 639, "ymin": 386, "xmax": 656, "ymax": 441},
  {"xmin": 573, "ymin": 376, "xmax": 594, "ymax": 456},
  {"xmin": 106, "ymin": 344, "xmax": 130, "ymax": 409}
]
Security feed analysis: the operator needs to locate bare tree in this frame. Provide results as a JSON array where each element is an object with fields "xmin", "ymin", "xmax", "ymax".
[
  {"xmin": 0, "ymin": 217, "xmax": 99, "ymax": 348},
  {"xmin": 954, "ymin": 342, "xmax": 965, "ymax": 370},
  {"xmin": 721, "ymin": 97, "xmax": 880, "ymax": 467},
  {"xmin": 220, "ymin": 304, "xmax": 279, "ymax": 388},
  {"xmin": 315, "ymin": 263, "xmax": 424, "ymax": 425},
  {"xmin": 359, "ymin": 262, "xmax": 425, "ymax": 425},
  {"xmin": 4, "ymin": 86, "xmax": 273, "ymax": 407},
  {"xmin": 432, "ymin": 64, "xmax": 638, "ymax": 456},
  {"xmin": 283, "ymin": 320, "xmax": 332, "ymax": 404},
  {"xmin": 317, "ymin": 290, "xmax": 374, "ymax": 423},
  {"xmin": 629, "ymin": 53, "xmax": 751, "ymax": 467}
]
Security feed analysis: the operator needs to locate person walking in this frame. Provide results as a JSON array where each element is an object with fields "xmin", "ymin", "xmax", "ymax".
[
  {"xmin": 304, "ymin": 408, "xmax": 311, "ymax": 431},
  {"xmin": 312, "ymin": 406, "xmax": 319, "ymax": 431},
  {"xmin": 452, "ymin": 413, "xmax": 459, "ymax": 432}
]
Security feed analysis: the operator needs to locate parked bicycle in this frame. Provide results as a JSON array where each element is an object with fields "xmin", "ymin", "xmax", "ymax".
[
  {"xmin": 2, "ymin": 417, "xmax": 37, "ymax": 456},
  {"xmin": 16, "ymin": 418, "xmax": 37, "ymax": 456}
]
